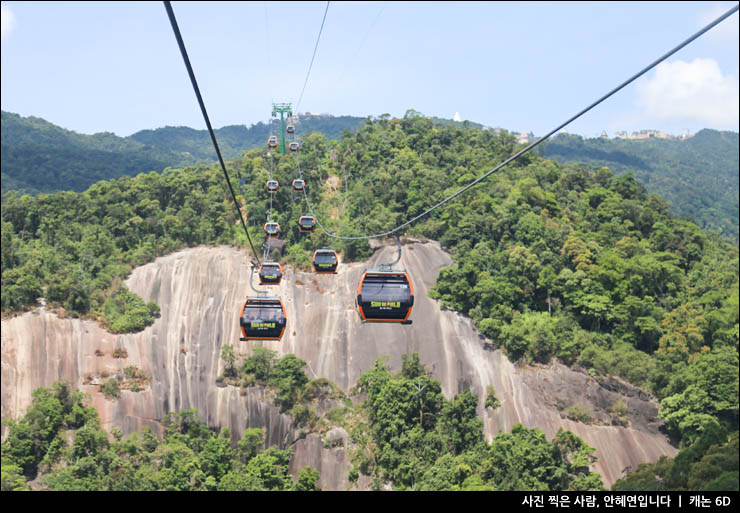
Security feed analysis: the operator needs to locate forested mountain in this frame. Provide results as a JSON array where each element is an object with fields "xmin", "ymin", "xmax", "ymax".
[
  {"xmin": 538, "ymin": 131, "xmax": 739, "ymax": 241},
  {"xmin": 1, "ymin": 112, "xmax": 737, "ymax": 491},
  {"xmin": 0, "ymin": 111, "xmax": 366, "ymax": 195},
  {"xmin": 127, "ymin": 114, "xmax": 366, "ymax": 162},
  {"xmin": 0, "ymin": 111, "xmax": 198, "ymax": 195},
  {"xmin": 5, "ymin": 110, "xmax": 737, "ymax": 248}
]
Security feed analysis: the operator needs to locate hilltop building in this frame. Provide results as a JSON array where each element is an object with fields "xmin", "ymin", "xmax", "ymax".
[{"xmin": 613, "ymin": 129, "xmax": 692, "ymax": 140}]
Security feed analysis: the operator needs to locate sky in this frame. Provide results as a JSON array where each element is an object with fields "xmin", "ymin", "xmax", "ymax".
[{"xmin": 1, "ymin": 1, "xmax": 738, "ymax": 139}]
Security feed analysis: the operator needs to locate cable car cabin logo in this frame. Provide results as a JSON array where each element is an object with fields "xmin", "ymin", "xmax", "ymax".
[
  {"xmin": 370, "ymin": 301, "xmax": 401, "ymax": 309},
  {"xmin": 250, "ymin": 322, "xmax": 276, "ymax": 329}
]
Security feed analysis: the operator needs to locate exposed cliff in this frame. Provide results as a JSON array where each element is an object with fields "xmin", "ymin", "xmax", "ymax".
[{"xmin": 1, "ymin": 241, "xmax": 677, "ymax": 488}]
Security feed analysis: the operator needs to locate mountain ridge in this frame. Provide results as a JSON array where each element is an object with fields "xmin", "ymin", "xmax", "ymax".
[{"xmin": 538, "ymin": 130, "xmax": 739, "ymax": 241}]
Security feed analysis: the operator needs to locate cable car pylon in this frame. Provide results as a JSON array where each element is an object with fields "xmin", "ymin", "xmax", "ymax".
[{"xmin": 271, "ymin": 102, "xmax": 293, "ymax": 155}]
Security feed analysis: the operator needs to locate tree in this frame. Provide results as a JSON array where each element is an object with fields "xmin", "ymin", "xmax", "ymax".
[
  {"xmin": 237, "ymin": 428, "xmax": 264, "ymax": 464},
  {"xmin": 658, "ymin": 305, "xmax": 708, "ymax": 361},
  {"xmin": 0, "ymin": 458, "xmax": 29, "ymax": 491},
  {"xmin": 294, "ymin": 466, "xmax": 321, "ymax": 491},
  {"xmin": 401, "ymin": 352, "xmax": 426, "ymax": 379},
  {"xmin": 199, "ymin": 428, "xmax": 233, "ymax": 481},
  {"xmin": 243, "ymin": 447, "xmax": 294, "ymax": 490},
  {"xmin": 270, "ymin": 354, "xmax": 309, "ymax": 411},
  {"xmin": 659, "ymin": 346, "xmax": 739, "ymax": 444},
  {"xmin": 439, "ymin": 389, "xmax": 484, "ymax": 454},
  {"xmin": 242, "ymin": 347, "xmax": 277, "ymax": 383},
  {"xmin": 220, "ymin": 344, "xmax": 237, "ymax": 378},
  {"xmin": 500, "ymin": 311, "xmax": 558, "ymax": 363},
  {"xmin": 485, "ymin": 385, "xmax": 501, "ymax": 410}
]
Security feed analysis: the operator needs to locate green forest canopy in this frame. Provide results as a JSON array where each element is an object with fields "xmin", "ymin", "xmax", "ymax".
[
  {"xmin": 4, "ymin": 109, "xmax": 737, "ymax": 245},
  {"xmin": 538, "ymin": 131, "xmax": 739, "ymax": 241},
  {"xmin": 0, "ymin": 110, "xmax": 365, "ymax": 196}
]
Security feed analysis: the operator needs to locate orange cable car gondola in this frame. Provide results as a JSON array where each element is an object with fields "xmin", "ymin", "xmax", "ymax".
[
  {"xmin": 267, "ymin": 135, "xmax": 278, "ymax": 149},
  {"xmin": 298, "ymin": 215, "xmax": 316, "ymax": 233},
  {"xmin": 288, "ymin": 141, "xmax": 300, "ymax": 153},
  {"xmin": 356, "ymin": 270, "xmax": 414, "ymax": 323},
  {"xmin": 286, "ymin": 124, "xmax": 296, "ymax": 134},
  {"xmin": 239, "ymin": 297, "xmax": 286, "ymax": 341},
  {"xmin": 264, "ymin": 222, "xmax": 280, "ymax": 237},
  {"xmin": 266, "ymin": 179, "xmax": 279, "ymax": 193},
  {"xmin": 312, "ymin": 248, "xmax": 338, "ymax": 274},
  {"xmin": 258, "ymin": 262, "xmax": 283, "ymax": 285},
  {"xmin": 292, "ymin": 178, "xmax": 305, "ymax": 192}
]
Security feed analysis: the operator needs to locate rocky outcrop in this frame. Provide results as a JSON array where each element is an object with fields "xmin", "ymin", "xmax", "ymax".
[{"xmin": 1, "ymin": 241, "xmax": 677, "ymax": 488}]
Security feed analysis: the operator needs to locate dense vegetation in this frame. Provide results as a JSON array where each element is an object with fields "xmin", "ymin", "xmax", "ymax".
[
  {"xmin": 0, "ymin": 381, "xmax": 319, "ymax": 491},
  {"xmin": 1, "ymin": 163, "xmax": 247, "ymax": 329},
  {"xmin": 613, "ymin": 425, "xmax": 738, "ymax": 491},
  {"xmin": 340, "ymin": 354, "xmax": 604, "ymax": 491},
  {"xmin": 2, "ymin": 354, "xmax": 607, "ymax": 491},
  {"xmin": 219, "ymin": 345, "xmax": 346, "ymax": 429},
  {"xmin": 539, "ymin": 131, "xmax": 739, "ymax": 241},
  {"xmin": 1, "ymin": 111, "xmax": 197, "ymax": 195},
  {"xmin": 129, "ymin": 114, "xmax": 366, "ymax": 162},
  {"xmin": 1, "ymin": 110, "xmax": 365, "ymax": 195},
  {"xmin": 2, "ymin": 111, "xmax": 738, "ymax": 489}
]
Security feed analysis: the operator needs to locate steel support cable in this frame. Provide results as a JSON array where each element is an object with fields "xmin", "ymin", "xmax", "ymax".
[
  {"xmin": 264, "ymin": 1, "xmax": 273, "ymax": 105},
  {"xmin": 295, "ymin": 1, "xmax": 330, "ymax": 114},
  {"xmin": 335, "ymin": 2, "xmax": 386, "ymax": 88},
  {"xmin": 163, "ymin": 1, "xmax": 262, "ymax": 265},
  {"xmin": 297, "ymin": 3, "xmax": 740, "ymax": 242}
]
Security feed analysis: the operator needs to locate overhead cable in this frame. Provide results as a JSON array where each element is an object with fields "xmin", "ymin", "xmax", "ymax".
[
  {"xmin": 163, "ymin": 1, "xmax": 262, "ymax": 264},
  {"xmin": 295, "ymin": 1, "xmax": 331, "ymax": 114},
  {"xmin": 298, "ymin": 3, "xmax": 740, "ymax": 241}
]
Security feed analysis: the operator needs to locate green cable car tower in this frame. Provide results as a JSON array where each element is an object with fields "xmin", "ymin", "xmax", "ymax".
[{"xmin": 271, "ymin": 103, "xmax": 293, "ymax": 155}]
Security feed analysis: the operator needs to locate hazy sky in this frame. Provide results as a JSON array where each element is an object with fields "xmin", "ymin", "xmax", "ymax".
[{"xmin": 1, "ymin": 1, "xmax": 738, "ymax": 138}]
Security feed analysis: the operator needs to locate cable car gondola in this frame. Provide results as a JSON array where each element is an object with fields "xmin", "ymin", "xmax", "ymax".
[
  {"xmin": 266, "ymin": 179, "xmax": 279, "ymax": 193},
  {"xmin": 289, "ymin": 141, "xmax": 300, "ymax": 153},
  {"xmin": 312, "ymin": 249, "xmax": 338, "ymax": 274},
  {"xmin": 292, "ymin": 178, "xmax": 305, "ymax": 192},
  {"xmin": 264, "ymin": 222, "xmax": 280, "ymax": 237},
  {"xmin": 267, "ymin": 136, "xmax": 278, "ymax": 149},
  {"xmin": 356, "ymin": 271, "xmax": 414, "ymax": 323},
  {"xmin": 298, "ymin": 215, "xmax": 316, "ymax": 233},
  {"xmin": 258, "ymin": 262, "xmax": 283, "ymax": 285},
  {"xmin": 286, "ymin": 124, "xmax": 296, "ymax": 134},
  {"xmin": 239, "ymin": 297, "xmax": 286, "ymax": 341}
]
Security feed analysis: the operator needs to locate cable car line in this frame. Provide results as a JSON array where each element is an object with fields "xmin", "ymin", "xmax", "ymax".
[
  {"xmin": 264, "ymin": 1, "xmax": 274, "ymax": 106},
  {"xmin": 335, "ymin": 1, "xmax": 386, "ymax": 89},
  {"xmin": 293, "ymin": 2, "xmax": 740, "ymax": 242},
  {"xmin": 163, "ymin": 1, "xmax": 262, "ymax": 266},
  {"xmin": 165, "ymin": 1, "xmax": 737, "ymax": 334},
  {"xmin": 295, "ymin": 1, "xmax": 331, "ymax": 114}
]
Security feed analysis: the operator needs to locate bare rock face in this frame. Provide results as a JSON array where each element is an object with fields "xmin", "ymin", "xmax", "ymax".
[{"xmin": 1, "ymin": 241, "xmax": 677, "ymax": 489}]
